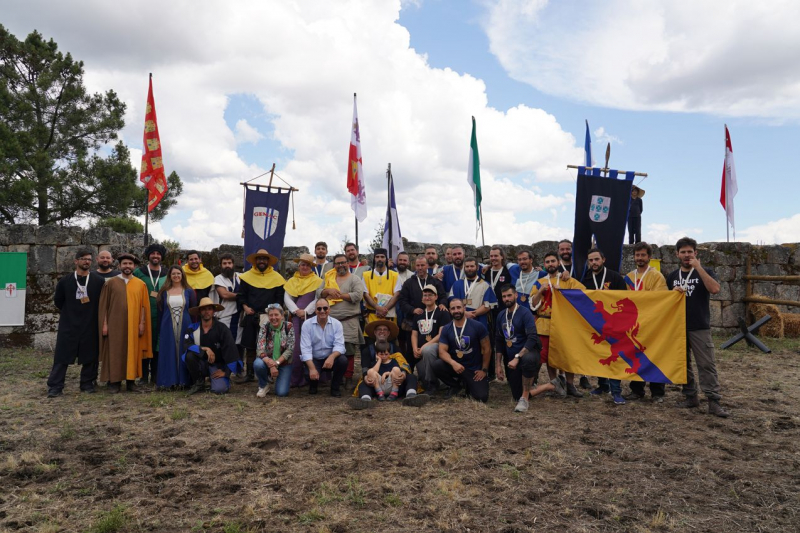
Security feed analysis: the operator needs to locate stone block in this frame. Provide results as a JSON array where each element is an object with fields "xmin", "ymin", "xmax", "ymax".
[
  {"xmin": 531, "ymin": 241, "xmax": 559, "ymax": 264},
  {"xmin": 722, "ymin": 302, "xmax": 746, "ymax": 328},
  {"xmin": 0, "ymin": 224, "xmax": 8, "ymax": 245},
  {"xmin": 27, "ymin": 312, "xmax": 59, "ymax": 334},
  {"xmin": 730, "ymin": 281, "xmax": 747, "ymax": 303},
  {"xmin": 36, "ymin": 224, "xmax": 83, "ymax": 245},
  {"xmin": 755, "ymin": 263, "xmax": 786, "ymax": 276},
  {"xmin": 57, "ymin": 245, "xmax": 98, "ymax": 273},
  {"xmin": 708, "ymin": 242, "xmax": 751, "ymax": 266},
  {"xmin": 26, "ymin": 294, "xmax": 57, "ymax": 315},
  {"xmin": 8, "ymin": 244, "xmax": 30, "ymax": 253},
  {"xmin": 8, "ymin": 224, "xmax": 37, "ymax": 244},
  {"xmin": 753, "ymin": 282, "xmax": 778, "ymax": 299},
  {"xmin": 659, "ymin": 245, "xmax": 676, "ymax": 261},
  {"xmin": 282, "ymin": 246, "xmax": 309, "ymax": 259},
  {"xmin": 766, "ymin": 245, "xmax": 790, "ymax": 265},
  {"xmin": 404, "ymin": 241, "xmax": 427, "ymax": 254},
  {"xmin": 0, "ymin": 246, "xmax": 5, "ymax": 252},
  {"xmin": 33, "ymin": 332, "xmax": 58, "ymax": 351},
  {"xmin": 711, "ymin": 282, "xmax": 731, "ymax": 302},
  {"xmin": 84, "ymin": 226, "xmax": 122, "ymax": 245},
  {"xmin": 28, "ymin": 245, "xmax": 56, "ymax": 274},
  {"xmin": 696, "ymin": 247, "xmax": 715, "ymax": 266},
  {"xmin": 776, "ymin": 285, "xmax": 800, "ymax": 303},
  {"xmin": 714, "ymin": 265, "xmax": 736, "ymax": 282},
  {"xmin": 709, "ymin": 300, "xmax": 722, "ymax": 328},
  {"xmin": 790, "ymin": 245, "xmax": 800, "ymax": 266},
  {"xmin": 28, "ymin": 274, "xmax": 58, "ymax": 295},
  {"xmin": 475, "ymin": 246, "xmax": 491, "ymax": 262}
]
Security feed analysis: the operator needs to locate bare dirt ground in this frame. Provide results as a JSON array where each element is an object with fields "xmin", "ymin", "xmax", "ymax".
[{"xmin": 1, "ymin": 336, "xmax": 799, "ymax": 533}]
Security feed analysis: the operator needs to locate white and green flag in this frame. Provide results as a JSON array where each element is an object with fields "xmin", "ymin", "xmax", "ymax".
[
  {"xmin": 0, "ymin": 252, "xmax": 27, "ymax": 326},
  {"xmin": 467, "ymin": 116, "xmax": 482, "ymax": 234}
]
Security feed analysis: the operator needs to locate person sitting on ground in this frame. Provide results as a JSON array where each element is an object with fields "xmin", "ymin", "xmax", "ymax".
[
  {"xmin": 254, "ymin": 303, "xmax": 295, "ymax": 398},
  {"xmin": 368, "ymin": 340, "xmax": 405, "ymax": 401},
  {"xmin": 184, "ymin": 297, "xmax": 242, "ymax": 395},
  {"xmin": 410, "ymin": 284, "xmax": 451, "ymax": 395},
  {"xmin": 299, "ymin": 298, "xmax": 348, "ymax": 397}
]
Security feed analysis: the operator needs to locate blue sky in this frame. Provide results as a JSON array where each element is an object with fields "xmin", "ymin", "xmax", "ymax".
[{"xmin": 5, "ymin": 0, "xmax": 798, "ymax": 250}]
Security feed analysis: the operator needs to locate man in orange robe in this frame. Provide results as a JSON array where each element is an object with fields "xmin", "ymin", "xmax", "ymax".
[{"xmin": 98, "ymin": 253, "xmax": 152, "ymax": 393}]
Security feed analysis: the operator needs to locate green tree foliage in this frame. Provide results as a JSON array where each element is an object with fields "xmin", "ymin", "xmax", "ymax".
[
  {"xmin": 369, "ymin": 222, "xmax": 384, "ymax": 253},
  {"xmin": 137, "ymin": 170, "xmax": 183, "ymax": 222},
  {"xmin": 0, "ymin": 26, "xmax": 141, "ymax": 225},
  {"xmin": 93, "ymin": 216, "xmax": 144, "ymax": 233}
]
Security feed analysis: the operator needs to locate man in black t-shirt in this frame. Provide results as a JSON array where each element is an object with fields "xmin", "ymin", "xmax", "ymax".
[{"xmin": 665, "ymin": 237, "xmax": 729, "ymax": 418}]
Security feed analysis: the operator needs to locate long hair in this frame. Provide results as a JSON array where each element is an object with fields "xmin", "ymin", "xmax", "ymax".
[{"xmin": 158, "ymin": 265, "xmax": 191, "ymax": 298}]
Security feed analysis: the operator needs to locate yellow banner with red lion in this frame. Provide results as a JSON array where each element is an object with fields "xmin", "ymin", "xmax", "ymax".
[{"xmin": 549, "ymin": 289, "xmax": 687, "ymax": 384}]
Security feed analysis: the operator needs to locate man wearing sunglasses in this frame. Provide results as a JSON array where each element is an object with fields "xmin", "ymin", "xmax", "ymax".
[{"xmin": 299, "ymin": 298, "xmax": 348, "ymax": 396}]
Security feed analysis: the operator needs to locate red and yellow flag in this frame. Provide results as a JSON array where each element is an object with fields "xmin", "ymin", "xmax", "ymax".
[{"xmin": 140, "ymin": 75, "xmax": 167, "ymax": 212}]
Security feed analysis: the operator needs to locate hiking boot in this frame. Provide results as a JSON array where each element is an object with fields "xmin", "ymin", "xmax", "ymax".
[
  {"xmin": 330, "ymin": 388, "xmax": 342, "ymax": 398},
  {"xmin": 186, "ymin": 383, "xmax": 206, "ymax": 396},
  {"xmin": 708, "ymin": 399, "xmax": 730, "ymax": 418},
  {"xmin": 47, "ymin": 389, "xmax": 63, "ymax": 398},
  {"xmin": 624, "ymin": 392, "xmax": 644, "ymax": 401},
  {"xmin": 514, "ymin": 397, "xmax": 529, "ymax": 413},
  {"xmin": 308, "ymin": 381, "xmax": 318, "ymax": 395},
  {"xmin": 444, "ymin": 386, "xmax": 462, "ymax": 400},
  {"xmin": 403, "ymin": 393, "xmax": 430, "ymax": 408},
  {"xmin": 108, "ymin": 382, "xmax": 122, "ymax": 394},
  {"xmin": 348, "ymin": 397, "xmax": 375, "ymax": 410},
  {"xmin": 579, "ymin": 376, "xmax": 591, "ymax": 389},
  {"xmin": 126, "ymin": 381, "xmax": 141, "ymax": 393},
  {"xmin": 233, "ymin": 373, "xmax": 254, "ymax": 384},
  {"xmin": 612, "ymin": 393, "xmax": 626, "ymax": 405},
  {"xmin": 551, "ymin": 377, "xmax": 567, "ymax": 398},
  {"xmin": 566, "ymin": 383, "xmax": 584, "ymax": 398},
  {"xmin": 676, "ymin": 395, "xmax": 700, "ymax": 408},
  {"xmin": 590, "ymin": 388, "xmax": 609, "ymax": 396},
  {"xmin": 81, "ymin": 387, "xmax": 96, "ymax": 394}
]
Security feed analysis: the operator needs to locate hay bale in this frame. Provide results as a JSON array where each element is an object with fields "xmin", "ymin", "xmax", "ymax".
[
  {"xmin": 751, "ymin": 303, "xmax": 784, "ymax": 338},
  {"xmin": 783, "ymin": 313, "xmax": 800, "ymax": 338}
]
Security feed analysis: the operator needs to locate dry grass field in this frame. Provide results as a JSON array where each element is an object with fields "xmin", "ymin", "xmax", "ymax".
[{"xmin": 1, "ymin": 336, "xmax": 799, "ymax": 532}]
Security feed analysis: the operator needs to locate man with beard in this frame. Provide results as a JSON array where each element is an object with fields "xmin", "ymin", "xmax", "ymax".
[
  {"xmin": 531, "ymin": 251, "xmax": 586, "ymax": 399},
  {"xmin": 312, "ymin": 241, "xmax": 332, "ymax": 278},
  {"xmin": 411, "ymin": 285, "xmax": 451, "ymax": 394},
  {"xmin": 95, "ymin": 250, "xmax": 119, "ymax": 280},
  {"xmin": 236, "ymin": 249, "xmax": 286, "ymax": 383},
  {"xmin": 134, "ymin": 243, "xmax": 169, "ymax": 386},
  {"xmin": 183, "ymin": 251, "xmax": 214, "ymax": 301},
  {"xmin": 399, "ymin": 256, "xmax": 447, "ymax": 323},
  {"xmin": 624, "ymin": 242, "xmax": 668, "ymax": 402},
  {"xmin": 580, "ymin": 248, "xmax": 628, "ymax": 405},
  {"xmin": 317, "ymin": 254, "xmax": 366, "ymax": 386},
  {"xmin": 438, "ymin": 246, "xmax": 466, "ymax": 293},
  {"xmin": 444, "ymin": 247, "xmax": 453, "ymax": 266},
  {"xmin": 344, "ymin": 242, "xmax": 370, "ymax": 277},
  {"xmin": 425, "ymin": 246, "xmax": 441, "ymax": 276},
  {"xmin": 511, "ymin": 250, "xmax": 538, "ymax": 310},
  {"xmin": 449, "ymin": 258, "xmax": 496, "ymax": 330},
  {"xmin": 666, "ymin": 237, "xmax": 729, "ymax": 418},
  {"xmin": 184, "ymin": 298, "xmax": 241, "ymax": 395},
  {"xmin": 433, "ymin": 298, "xmax": 491, "ymax": 402},
  {"xmin": 394, "ymin": 252, "xmax": 413, "ymax": 285},
  {"xmin": 98, "ymin": 253, "xmax": 153, "ymax": 393},
  {"xmin": 392, "ymin": 251, "xmax": 414, "ymax": 359},
  {"xmin": 495, "ymin": 285, "xmax": 541, "ymax": 412},
  {"xmin": 485, "ymin": 246, "xmax": 513, "ymax": 380},
  {"xmin": 47, "ymin": 248, "xmax": 105, "ymax": 397},
  {"xmin": 212, "ymin": 253, "xmax": 244, "ymax": 366},
  {"xmin": 362, "ymin": 248, "xmax": 400, "ymax": 328}
]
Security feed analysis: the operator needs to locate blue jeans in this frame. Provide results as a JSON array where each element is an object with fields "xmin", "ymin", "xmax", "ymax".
[
  {"xmin": 253, "ymin": 357, "xmax": 292, "ymax": 397},
  {"xmin": 596, "ymin": 377, "xmax": 622, "ymax": 395}
]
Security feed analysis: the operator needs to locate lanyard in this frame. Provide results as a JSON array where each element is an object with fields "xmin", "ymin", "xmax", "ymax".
[
  {"xmin": 679, "ymin": 268, "xmax": 695, "ymax": 291},
  {"xmin": 452, "ymin": 265, "xmax": 464, "ymax": 281},
  {"xmin": 592, "ymin": 267, "xmax": 607, "ymax": 290},
  {"xmin": 75, "ymin": 271, "xmax": 89, "ymax": 294},
  {"xmin": 463, "ymin": 278, "xmax": 478, "ymax": 301},
  {"xmin": 147, "ymin": 266, "xmax": 162, "ymax": 289},
  {"xmin": 634, "ymin": 267, "xmax": 650, "ymax": 291},
  {"xmin": 489, "ymin": 269, "xmax": 502, "ymax": 290},
  {"xmin": 517, "ymin": 270, "xmax": 534, "ymax": 292},
  {"xmin": 560, "ymin": 261, "xmax": 573, "ymax": 277},
  {"xmin": 452, "ymin": 320, "xmax": 467, "ymax": 347},
  {"xmin": 505, "ymin": 304, "xmax": 517, "ymax": 337},
  {"xmin": 416, "ymin": 275, "xmax": 428, "ymax": 291},
  {"xmin": 547, "ymin": 274, "xmax": 560, "ymax": 291}
]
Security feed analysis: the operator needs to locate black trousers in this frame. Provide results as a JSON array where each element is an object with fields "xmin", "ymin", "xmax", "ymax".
[
  {"xmin": 356, "ymin": 373, "xmax": 419, "ymax": 398},
  {"xmin": 629, "ymin": 380, "xmax": 665, "ymax": 397},
  {"xmin": 47, "ymin": 361, "xmax": 97, "ymax": 392},
  {"xmin": 628, "ymin": 216, "xmax": 642, "ymax": 245},
  {"xmin": 505, "ymin": 351, "xmax": 541, "ymax": 401},
  {"xmin": 431, "ymin": 359, "xmax": 489, "ymax": 403},
  {"xmin": 306, "ymin": 355, "xmax": 348, "ymax": 392},
  {"xmin": 141, "ymin": 352, "xmax": 159, "ymax": 382}
]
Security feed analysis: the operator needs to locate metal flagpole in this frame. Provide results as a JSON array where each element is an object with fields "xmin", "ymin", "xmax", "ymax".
[
  {"xmin": 387, "ymin": 163, "xmax": 392, "ymax": 256},
  {"xmin": 355, "ymin": 217, "xmax": 358, "ymax": 249},
  {"xmin": 479, "ymin": 205, "xmax": 485, "ymax": 247},
  {"xmin": 143, "ymin": 192, "xmax": 149, "ymax": 246}
]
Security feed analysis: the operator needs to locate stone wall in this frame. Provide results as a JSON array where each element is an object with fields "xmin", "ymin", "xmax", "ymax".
[{"xmin": 2, "ymin": 223, "xmax": 798, "ymax": 349}]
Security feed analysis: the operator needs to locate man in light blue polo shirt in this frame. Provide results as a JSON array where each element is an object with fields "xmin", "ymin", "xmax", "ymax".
[{"xmin": 300, "ymin": 298, "xmax": 347, "ymax": 397}]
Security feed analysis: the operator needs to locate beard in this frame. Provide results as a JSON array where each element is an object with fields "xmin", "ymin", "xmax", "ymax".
[
  {"xmin": 546, "ymin": 266, "xmax": 558, "ymax": 275},
  {"xmin": 397, "ymin": 264, "xmax": 407, "ymax": 272},
  {"xmin": 427, "ymin": 258, "xmax": 436, "ymax": 266},
  {"xmin": 635, "ymin": 259, "xmax": 648, "ymax": 267},
  {"xmin": 257, "ymin": 264, "xmax": 268, "ymax": 272},
  {"xmin": 504, "ymin": 298, "xmax": 516, "ymax": 309},
  {"xmin": 376, "ymin": 260, "xmax": 385, "ymax": 269},
  {"xmin": 337, "ymin": 266, "xmax": 348, "ymax": 276},
  {"xmin": 451, "ymin": 311, "xmax": 464, "ymax": 321},
  {"xmin": 222, "ymin": 267, "xmax": 234, "ymax": 278},
  {"xmin": 591, "ymin": 264, "xmax": 604, "ymax": 273},
  {"xmin": 560, "ymin": 253, "xmax": 571, "ymax": 262},
  {"xmin": 122, "ymin": 267, "xmax": 133, "ymax": 275}
]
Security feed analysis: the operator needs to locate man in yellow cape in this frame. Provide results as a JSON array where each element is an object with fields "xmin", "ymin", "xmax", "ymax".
[{"xmin": 183, "ymin": 250, "xmax": 215, "ymax": 301}]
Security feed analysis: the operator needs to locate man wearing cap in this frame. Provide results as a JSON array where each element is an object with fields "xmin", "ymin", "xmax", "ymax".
[
  {"xmin": 237, "ymin": 249, "xmax": 286, "ymax": 383},
  {"xmin": 349, "ymin": 319, "xmax": 430, "ymax": 408},
  {"xmin": 628, "ymin": 186, "xmax": 644, "ymax": 244},
  {"xmin": 299, "ymin": 297, "xmax": 348, "ymax": 396},
  {"xmin": 312, "ymin": 241, "xmax": 333, "ymax": 278},
  {"xmin": 317, "ymin": 253, "xmax": 366, "ymax": 385},
  {"xmin": 362, "ymin": 248, "xmax": 400, "ymax": 328},
  {"xmin": 134, "ymin": 243, "xmax": 169, "ymax": 386},
  {"xmin": 95, "ymin": 250, "xmax": 119, "ymax": 280},
  {"xmin": 47, "ymin": 248, "xmax": 105, "ymax": 397},
  {"xmin": 183, "ymin": 251, "xmax": 215, "ymax": 302},
  {"xmin": 432, "ymin": 298, "xmax": 491, "ymax": 402},
  {"xmin": 98, "ymin": 253, "xmax": 153, "ymax": 393},
  {"xmin": 411, "ymin": 284, "xmax": 451, "ymax": 394},
  {"xmin": 184, "ymin": 298, "xmax": 242, "ymax": 395},
  {"xmin": 284, "ymin": 253, "xmax": 324, "ymax": 387}
]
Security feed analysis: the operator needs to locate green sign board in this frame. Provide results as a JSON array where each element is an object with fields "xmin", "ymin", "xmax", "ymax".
[{"xmin": 0, "ymin": 252, "xmax": 27, "ymax": 326}]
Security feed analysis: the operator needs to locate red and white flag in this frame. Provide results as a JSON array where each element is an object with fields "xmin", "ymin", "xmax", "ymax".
[
  {"xmin": 720, "ymin": 124, "xmax": 738, "ymax": 232},
  {"xmin": 347, "ymin": 93, "xmax": 367, "ymax": 222}
]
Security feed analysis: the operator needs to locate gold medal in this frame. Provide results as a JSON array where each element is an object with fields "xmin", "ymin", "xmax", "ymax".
[
  {"xmin": 520, "ymin": 295, "xmax": 527, "ymax": 302},
  {"xmin": 455, "ymin": 350, "xmax": 464, "ymax": 358},
  {"xmin": 150, "ymin": 291, "xmax": 159, "ymax": 298},
  {"xmin": 465, "ymin": 298, "xmax": 472, "ymax": 306},
  {"xmin": 506, "ymin": 339, "xmax": 513, "ymax": 347},
  {"xmin": 80, "ymin": 296, "xmax": 90, "ymax": 304},
  {"xmin": 425, "ymin": 334, "xmax": 432, "ymax": 341}
]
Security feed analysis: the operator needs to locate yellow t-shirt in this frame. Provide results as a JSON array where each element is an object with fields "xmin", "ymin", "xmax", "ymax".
[
  {"xmin": 530, "ymin": 274, "xmax": 585, "ymax": 336},
  {"xmin": 362, "ymin": 269, "xmax": 399, "ymax": 324},
  {"xmin": 624, "ymin": 268, "xmax": 667, "ymax": 292}
]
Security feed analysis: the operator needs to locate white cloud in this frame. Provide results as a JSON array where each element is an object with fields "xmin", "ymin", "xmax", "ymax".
[
  {"xmin": 738, "ymin": 214, "xmax": 800, "ymax": 245},
  {"xmin": 234, "ymin": 119, "xmax": 264, "ymax": 144},
  {"xmin": 645, "ymin": 223, "xmax": 703, "ymax": 246},
  {"xmin": 2, "ymin": 0, "xmax": 582, "ymax": 251},
  {"xmin": 484, "ymin": 0, "xmax": 800, "ymax": 119},
  {"xmin": 593, "ymin": 127, "xmax": 623, "ymax": 147}
]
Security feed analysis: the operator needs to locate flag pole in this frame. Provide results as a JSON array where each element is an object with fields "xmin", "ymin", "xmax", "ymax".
[
  {"xmin": 143, "ymin": 72, "xmax": 152, "ymax": 247},
  {"xmin": 355, "ymin": 217, "xmax": 358, "ymax": 249},
  {"xmin": 479, "ymin": 204, "xmax": 485, "ymax": 247},
  {"xmin": 386, "ymin": 163, "xmax": 392, "ymax": 256}
]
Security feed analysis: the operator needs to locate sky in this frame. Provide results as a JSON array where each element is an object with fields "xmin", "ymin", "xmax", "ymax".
[{"xmin": 4, "ymin": 0, "xmax": 800, "ymax": 252}]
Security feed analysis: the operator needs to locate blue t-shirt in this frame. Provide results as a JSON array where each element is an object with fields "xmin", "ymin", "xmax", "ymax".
[
  {"xmin": 438, "ymin": 318, "xmax": 488, "ymax": 371},
  {"xmin": 449, "ymin": 278, "xmax": 496, "ymax": 328},
  {"xmin": 495, "ymin": 304, "xmax": 539, "ymax": 362}
]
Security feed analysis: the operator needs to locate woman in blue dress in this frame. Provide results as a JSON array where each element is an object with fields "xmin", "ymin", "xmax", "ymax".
[{"xmin": 156, "ymin": 266, "xmax": 196, "ymax": 389}]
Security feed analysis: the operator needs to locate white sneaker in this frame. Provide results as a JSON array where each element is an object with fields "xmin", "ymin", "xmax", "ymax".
[
  {"xmin": 514, "ymin": 397, "xmax": 529, "ymax": 413},
  {"xmin": 256, "ymin": 385, "xmax": 269, "ymax": 398}
]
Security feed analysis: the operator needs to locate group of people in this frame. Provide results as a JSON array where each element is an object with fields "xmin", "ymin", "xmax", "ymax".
[{"xmin": 46, "ymin": 236, "xmax": 728, "ymax": 418}]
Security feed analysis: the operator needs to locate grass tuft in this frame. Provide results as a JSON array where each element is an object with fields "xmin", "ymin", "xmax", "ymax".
[{"xmin": 89, "ymin": 504, "xmax": 127, "ymax": 533}]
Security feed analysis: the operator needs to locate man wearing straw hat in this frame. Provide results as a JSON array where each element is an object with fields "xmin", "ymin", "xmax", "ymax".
[
  {"xmin": 236, "ymin": 249, "xmax": 286, "ymax": 383},
  {"xmin": 284, "ymin": 253, "xmax": 324, "ymax": 387},
  {"xmin": 184, "ymin": 297, "xmax": 242, "ymax": 395},
  {"xmin": 628, "ymin": 185, "xmax": 645, "ymax": 244}
]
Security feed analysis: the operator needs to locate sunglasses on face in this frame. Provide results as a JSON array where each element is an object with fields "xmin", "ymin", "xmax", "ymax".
[{"xmin": 316, "ymin": 306, "xmax": 329, "ymax": 312}]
